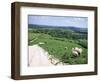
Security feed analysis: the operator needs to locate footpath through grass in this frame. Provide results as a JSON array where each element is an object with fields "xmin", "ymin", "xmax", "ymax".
[{"xmin": 28, "ymin": 32, "xmax": 87, "ymax": 64}]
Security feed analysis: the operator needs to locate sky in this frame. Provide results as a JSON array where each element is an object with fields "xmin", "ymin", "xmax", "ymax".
[{"xmin": 28, "ymin": 15, "xmax": 88, "ymax": 28}]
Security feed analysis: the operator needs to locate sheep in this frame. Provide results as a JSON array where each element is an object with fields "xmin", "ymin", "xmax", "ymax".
[
  {"xmin": 78, "ymin": 48, "xmax": 82, "ymax": 54},
  {"xmin": 74, "ymin": 47, "xmax": 82, "ymax": 55},
  {"xmin": 72, "ymin": 48, "xmax": 79, "ymax": 57}
]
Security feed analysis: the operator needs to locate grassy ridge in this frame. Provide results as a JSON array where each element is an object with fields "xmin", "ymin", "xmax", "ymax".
[{"xmin": 28, "ymin": 32, "xmax": 87, "ymax": 64}]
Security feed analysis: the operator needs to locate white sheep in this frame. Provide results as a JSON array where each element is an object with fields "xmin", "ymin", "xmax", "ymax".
[
  {"xmin": 72, "ymin": 48, "xmax": 79, "ymax": 57},
  {"xmin": 74, "ymin": 47, "xmax": 82, "ymax": 55}
]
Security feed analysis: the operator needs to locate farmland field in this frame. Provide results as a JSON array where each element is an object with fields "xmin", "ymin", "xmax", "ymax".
[{"xmin": 28, "ymin": 24, "xmax": 88, "ymax": 65}]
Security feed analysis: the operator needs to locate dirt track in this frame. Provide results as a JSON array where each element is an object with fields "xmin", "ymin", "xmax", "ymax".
[{"xmin": 28, "ymin": 45, "xmax": 54, "ymax": 67}]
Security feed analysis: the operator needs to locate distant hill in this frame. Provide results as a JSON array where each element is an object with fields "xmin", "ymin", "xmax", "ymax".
[
  {"xmin": 28, "ymin": 24, "xmax": 87, "ymax": 33},
  {"xmin": 63, "ymin": 26, "xmax": 88, "ymax": 33}
]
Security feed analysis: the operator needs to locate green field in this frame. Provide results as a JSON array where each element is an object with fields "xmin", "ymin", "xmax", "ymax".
[{"xmin": 28, "ymin": 27, "xmax": 88, "ymax": 65}]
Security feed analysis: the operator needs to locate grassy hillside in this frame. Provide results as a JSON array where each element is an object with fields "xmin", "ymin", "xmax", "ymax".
[{"xmin": 28, "ymin": 31, "xmax": 87, "ymax": 64}]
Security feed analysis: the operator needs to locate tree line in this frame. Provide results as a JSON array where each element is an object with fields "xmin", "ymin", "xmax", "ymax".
[{"xmin": 29, "ymin": 27, "xmax": 87, "ymax": 40}]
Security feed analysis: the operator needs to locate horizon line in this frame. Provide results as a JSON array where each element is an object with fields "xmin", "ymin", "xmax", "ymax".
[{"xmin": 28, "ymin": 24, "xmax": 87, "ymax": 28}]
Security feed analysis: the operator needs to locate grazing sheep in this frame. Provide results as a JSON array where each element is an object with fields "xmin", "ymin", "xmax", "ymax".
[
  {"xmin": 79, "ymin": 48, "xmax": 82, "ymax": 54},
  {"xmin": 72, "ymin": 48, "xmax": 79, "ymax": 57},
  {"xmin": 74, "ymin": 47, "xmax": 82, "ymax": 55}
]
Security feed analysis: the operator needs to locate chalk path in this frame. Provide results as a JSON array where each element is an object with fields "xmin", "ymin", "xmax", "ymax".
[{"xmin": 28, "ymin": 45, "xmax": 54, "ymax": 67}]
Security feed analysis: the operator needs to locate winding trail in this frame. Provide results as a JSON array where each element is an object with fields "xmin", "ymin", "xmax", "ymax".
[{"xmin": 28, "ymin": 44, "xmax": 54, "ymax": 67}]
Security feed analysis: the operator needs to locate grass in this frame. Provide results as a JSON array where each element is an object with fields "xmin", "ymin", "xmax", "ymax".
[{"xmin": 28, "ymin": 32, "xmax": 88, "ymax": 65}]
